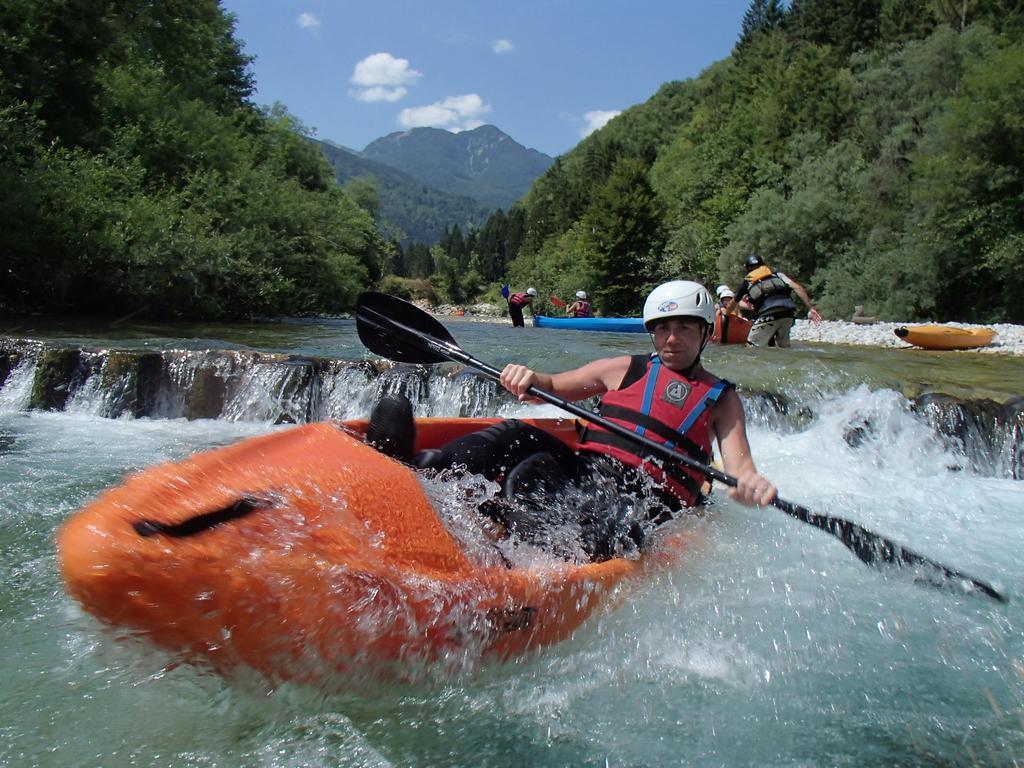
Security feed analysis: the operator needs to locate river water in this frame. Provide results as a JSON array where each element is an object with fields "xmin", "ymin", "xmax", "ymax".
[{"xmin": 1, "ymin": 315, "xmax": 1022, "ymax": 767}]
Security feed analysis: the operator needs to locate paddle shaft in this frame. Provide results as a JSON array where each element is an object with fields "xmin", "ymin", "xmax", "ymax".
[{"xmin": 424, "ymin": 332, "xmax": 812, "ymax": 506}]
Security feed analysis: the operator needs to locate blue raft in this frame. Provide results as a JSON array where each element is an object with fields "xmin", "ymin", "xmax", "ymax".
[{"xmin": 532, "ymin": 315, "xmax": 646, "ymax": 333}]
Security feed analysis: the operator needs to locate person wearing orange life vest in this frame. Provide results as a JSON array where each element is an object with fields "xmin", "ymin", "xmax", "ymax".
[
  {"xmin": 366, "ymin": 281, "xmax": 776, "ymax": 562},
  {"xmin": 726, "ymin": 254, "xmax": 821, "ymax": 347},
  {"xmin": 507, "ymin": 287, "xmax": 537, "ymax": 327},
  {"xmin": 566, "ymin": 290, "xmax": 593, "ymax": 318}
]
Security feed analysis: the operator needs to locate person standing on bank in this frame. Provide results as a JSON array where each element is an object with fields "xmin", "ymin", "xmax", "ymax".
[
  {"xmin": 566, "ymin": 290, "xmax": 593, "ymax": 318},
  {"xmin": 726, "ymin": 254, "xmax": 821, "ymax": 348},
  {"xmin": 507, "ymin": 287, "xmax": 537, "ymax": 327}
]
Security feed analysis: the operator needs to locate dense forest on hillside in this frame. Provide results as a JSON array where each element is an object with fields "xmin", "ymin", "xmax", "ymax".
[
  {"xmin": 315, "ymin": 139, "xmax": 494, "ymax": 246},
  {"xmin": 3, "ymin": 0, "xmax": 1022, "ymax": 323},
  {"xmin": 480, "ymin": 0, "xmax": 1023, "ymax": 323},
  {"xmin": 0, "ymin": 0, "xmax": 383, "ymax": 318}
]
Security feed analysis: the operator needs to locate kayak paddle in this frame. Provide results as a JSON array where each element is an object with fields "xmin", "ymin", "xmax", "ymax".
[
  {"xmin": 549, "ymin": 296, "xmax": 567, "ymax": 308},
  {"xmin": 355, "ymin": 291, "xmax": 1006, "ymax": 603}
]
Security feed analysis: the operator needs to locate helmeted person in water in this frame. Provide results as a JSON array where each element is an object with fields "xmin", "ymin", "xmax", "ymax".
[
  {"xmin": 725, "ymin": 254, "xmax": 821, "ymax": 348},
  {"xmin": 366, "ymin": 280, "xmax": 777, "ymax": 562},
  {"xmin": 506, "ymin": 287, "xmax": 537, "ymax": 327},
  {"xmin": 566, "ymin": 290, "xmax": 593, "ymax": 318}
]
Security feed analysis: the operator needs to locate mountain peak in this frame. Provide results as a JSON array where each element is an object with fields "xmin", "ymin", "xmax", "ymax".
[{"xmin": 362, "ymin": 125, "xmax": 552, "ymax": 210}]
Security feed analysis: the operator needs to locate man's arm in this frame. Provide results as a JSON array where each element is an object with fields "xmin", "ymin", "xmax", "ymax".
[
  {"xmin": 724, "ymin": 281, "xmax": 751, "ymax": 315},
  {"xmin": 780, "ymin": 274, "xmax": 822, "ymax": 322},
  {"xmin": 499, "ymin": 356, "xmax": 632, "ymax": 403},
  {"xmin": 711, "ymin": 389, "xmax": 777, "ymax": 507}
]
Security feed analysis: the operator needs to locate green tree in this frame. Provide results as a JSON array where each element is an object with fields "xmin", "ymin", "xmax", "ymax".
[
  {"xmin": 582, "ymin": 157, "xmax": 664, "ymax": 315},
  {"xmin": 344, "ymin": 175, "xmax": 381, "ymax": 222},
  {"xmin": 788, "ymin": 0, "xmax": 884, "ymax": 55},
  {"xmin": 908, "ymin": 32, "xmax": 1024, "ymax": 321},
  {"xmin": 739, "ymin": 0, "xmax": 787, "ymax": 46},
  {"xmin": 0, "ymin": 0, "xmax": 379, "ymax": 318}
]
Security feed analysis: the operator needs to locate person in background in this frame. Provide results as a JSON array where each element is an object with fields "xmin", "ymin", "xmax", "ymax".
[
  {"xmin": 566, "ymin": 290, "xmax": 593, "ymax": 318},
  {"xmin": 715, "ymin": 285, "xmax": 739, "ymax": 314},
  {"xmin": 726, "ymin": 254, "xmax": 821, "ymax": 348},
  {"xmin": 711, "ymin": 284, "xmax": 754, "ymax": 344},
  {"xmin": 507, "ymin": 287, "xmax": 537, "ymax": 327},
  {"xmin": 716, "ymin": 285, "xmax": 753, "ymax": 316},
  {"xmin": 365, "ymin": 280, "xmax": 777, "ymax": 562}
]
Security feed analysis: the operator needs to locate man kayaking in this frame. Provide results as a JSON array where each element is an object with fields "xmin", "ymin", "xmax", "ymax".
[
  {"xmin": 366, "ymin": 280, "xmax": 777, "ymax": 561},
  {"xmin": 566, "ymin": 290, "xmax": 593, "ymax": 318}
]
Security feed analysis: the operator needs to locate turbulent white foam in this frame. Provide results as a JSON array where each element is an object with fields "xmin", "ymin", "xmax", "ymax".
[
  {"xmin": 0, "ymin": 359, "xmax": 36, "ymax": 411},
  {"xmin": 63, "ymin": 352, "xmax": 111, "ymax": 416},
  {"xmin": 7, "ymin": 370, "xmax": 1020, "ymax": 766},
  {"xmin": 221, "ymin": 362, "xmax": 314, "ymax": 423}
]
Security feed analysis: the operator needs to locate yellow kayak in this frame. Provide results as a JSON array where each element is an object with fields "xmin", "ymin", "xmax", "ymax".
[{"xmin": 894, "ymin": 325, "xmax": 996, "ymax": 351}]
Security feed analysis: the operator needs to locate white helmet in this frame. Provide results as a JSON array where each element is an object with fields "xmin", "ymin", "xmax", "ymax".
[
  {"xmin": 575, "ymin": 290, "xmax": 587, "ymax": 300},
  {"xmin": 715, "ymin": 284, "xmax": 734, "ymax": 300},
  {"xmin": 526, "ymin": 287, "xmax": 538, "ymax": 297},
  {"xmin": 642, "ymin": 280, "xmax": 715, "ymax": 330}
]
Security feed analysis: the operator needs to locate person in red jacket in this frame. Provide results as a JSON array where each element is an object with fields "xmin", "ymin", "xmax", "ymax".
[
  {"xmin": 366, "ymin": 280, "xmax": 776, "ymax": 561},
  {"xmin": 507, "ymin": 287, "xmax": 537, "ymax": 327},
  {"xmin": 566, "ymin": 290, "xmax": 593, "ymax": 318}
]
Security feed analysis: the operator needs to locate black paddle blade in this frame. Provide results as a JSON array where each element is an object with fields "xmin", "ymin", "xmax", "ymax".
[
  {"xmin": 356, "ymin": 292, "xmax": 460, "ymax": 365},
  {"xmin": 778, "ymin": 498, "xmax": 1006, "ymax": 603}
]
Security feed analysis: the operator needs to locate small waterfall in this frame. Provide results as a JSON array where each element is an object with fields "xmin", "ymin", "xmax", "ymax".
[
  {"xmin": 426, "ymin": 369, "xmax": 503, "ymax": 417},
  {"xmin": 220, "ymin": 357, "xmax": 319, "ymax": 424},
  {"xmin": 1, "ymin": 337, "xmax": 1022, "ymax": 480},
  {"xmin": 320, "ymin": 361, "xmax": 379, "ymax": 420},
  {"xmin": 0, "ymin": 357, "xmax": 36, "ymax": 411},
  {"xmin": 912, "ymin": 394, "xmax": 1024, "ymax": 479}
]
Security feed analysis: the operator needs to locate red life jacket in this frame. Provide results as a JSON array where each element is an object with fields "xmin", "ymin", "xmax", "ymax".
[
  {"xmin": 570, "ymin": 300, "xmax": 593, "ymax": 317},
  {"xmin": 577, "ymin": 355, "xmax": 730, "ymax": 507},
  {"xmin": 509, "ymin": 292, "xmax": 531, "ymax": 308}
]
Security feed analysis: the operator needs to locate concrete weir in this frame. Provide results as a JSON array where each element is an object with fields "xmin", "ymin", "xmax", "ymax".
[{"xmin": 1, "ymin": 337, "xmax": 1022, "ymax": 479}]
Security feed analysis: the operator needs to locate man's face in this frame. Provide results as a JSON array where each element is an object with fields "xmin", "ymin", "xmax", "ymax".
[{"xmin": 650, "ymin": 317, "xmax": 705, "ymax": 371}]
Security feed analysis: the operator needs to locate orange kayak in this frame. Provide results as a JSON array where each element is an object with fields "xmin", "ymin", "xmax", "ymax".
[
  {"xmin": 711, "ymin": 310, "xmax": 751, "ymax": 344},
  {"xmin": 58, "ymin": 418, "xmax": 694, "ymax": 684},
  {"xmin": 894, "ymin": 325, "xmax": 996, "ymax": 351}
]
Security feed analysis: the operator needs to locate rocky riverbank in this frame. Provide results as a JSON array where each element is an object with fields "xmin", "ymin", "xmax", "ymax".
[
  {"xmin": 424, "ymin": 301, "xmax": 1024, "ymax": 356},
  {"xmin": 790, "ymin": 318, "xmax": 1024, "ymax": 356}
]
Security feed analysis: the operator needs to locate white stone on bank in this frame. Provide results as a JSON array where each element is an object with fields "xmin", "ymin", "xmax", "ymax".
[
  {"xmin": 426, "ymin": 302, "xmax": 1024, "ymax": 356},
  {"xmin": 791, "ymin": 319, "xmax": 1024, "ymax": 356}
]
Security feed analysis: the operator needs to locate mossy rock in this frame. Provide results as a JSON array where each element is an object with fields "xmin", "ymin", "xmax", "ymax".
[
  {"xmin": 29, "ymin": 349, "xmax": 81, "ymax": 410},
  {"xmin": 185, "ymin": 363, "xmax": 227, "ymax": 420}
]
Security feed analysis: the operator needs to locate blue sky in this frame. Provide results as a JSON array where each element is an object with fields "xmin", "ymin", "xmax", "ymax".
[{"xmin": 221, "ymin": 1, "xmax": 754, "ymax": 157}]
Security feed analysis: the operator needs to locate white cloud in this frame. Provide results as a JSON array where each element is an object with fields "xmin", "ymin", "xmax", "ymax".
[
  {"xmin": 353, "ymin": 86, "xmax": 408, "ymax": 103},
  {"xmin": 350, "ymin": 52, "xmax": 421, "ymax": 102},
  {"xmin": 453, "ymin": 119, "xmax": 485, "ymax": 132},
  {"xmin": 580, "ymin": 109, "xmax": 621, "ymax": 137},
  {"xmin": 398, "ymin": 94, "xmax": 492, "ymax": 131},
  {"xmin": 491, "ymin": 39, "xmax": 515, "ymax": 54},
  {"xmin": 296, "ymin": 12, "xmax": 320, "ymax": 30}
]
